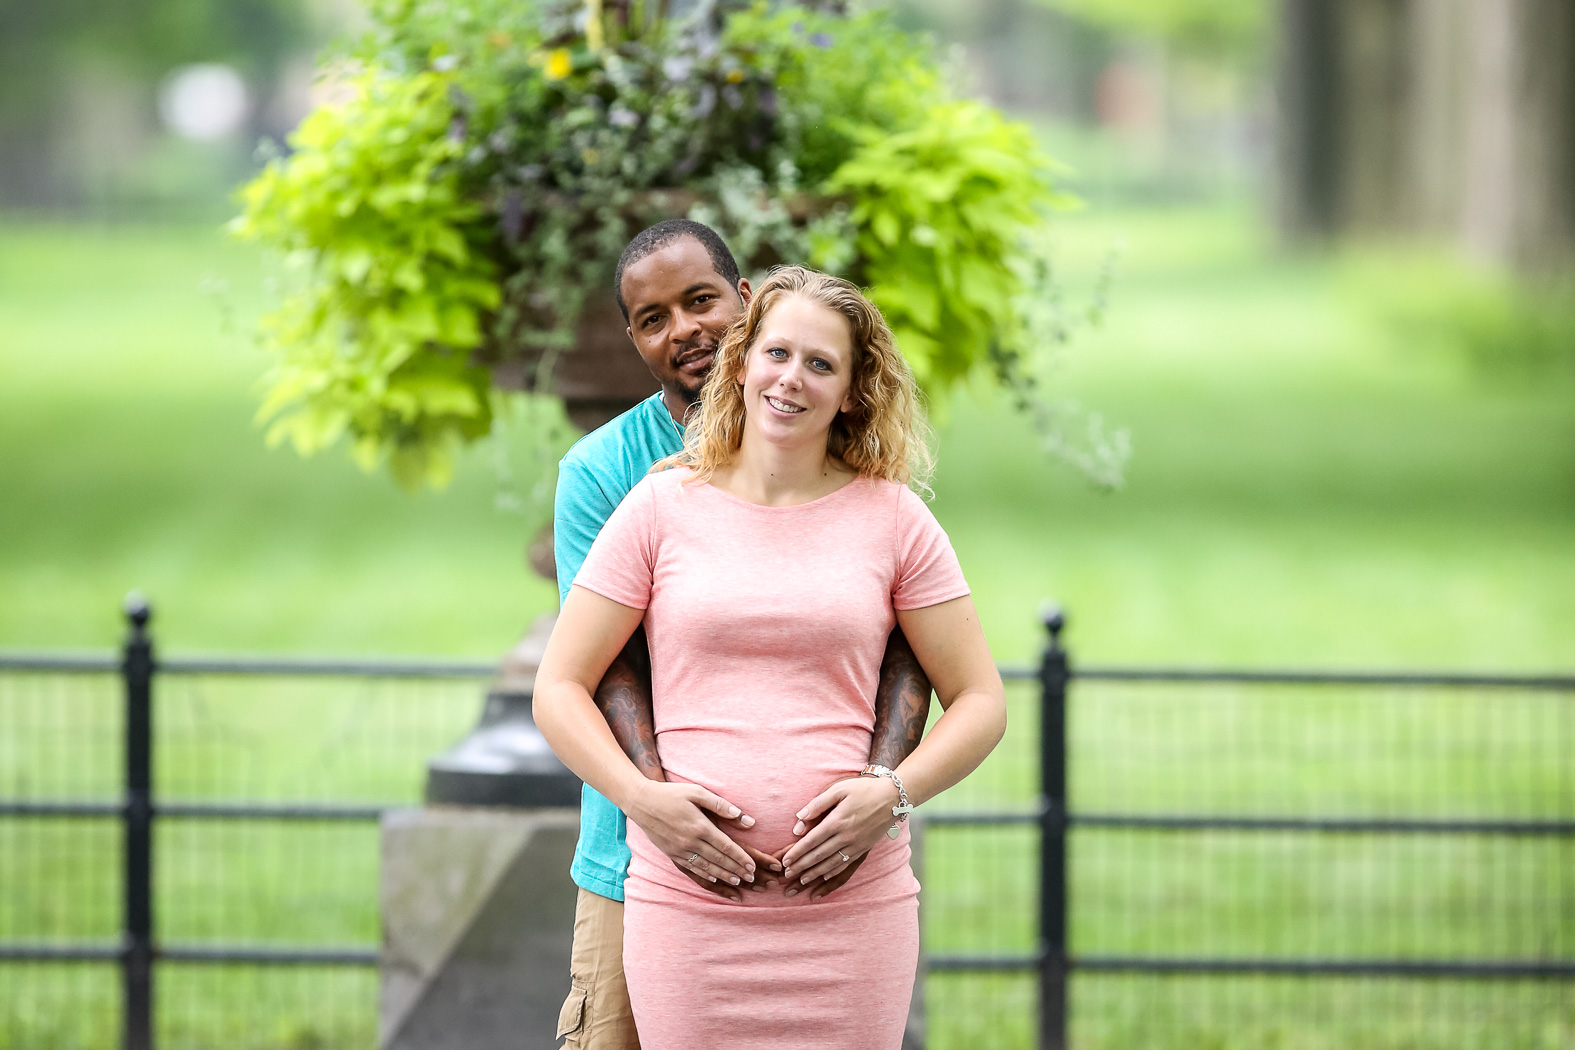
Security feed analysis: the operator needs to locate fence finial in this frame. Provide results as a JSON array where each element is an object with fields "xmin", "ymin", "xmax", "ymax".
[
  {"xmin": 123, "ymin": 591, "xmax": 152, "ymax": 631},
  {"xmin": 1039, "ymin": 601, "xmax": 1065, "ymax": 650}
]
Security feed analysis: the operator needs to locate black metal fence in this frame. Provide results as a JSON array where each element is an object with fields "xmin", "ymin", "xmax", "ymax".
[
  {"xmin": 2, "ymin": 599, "xmax": 1573, "ymax": 1049},
  {"xmin": 918, "ymin": 608, "xmax": 1575, "ymax": 1049}
]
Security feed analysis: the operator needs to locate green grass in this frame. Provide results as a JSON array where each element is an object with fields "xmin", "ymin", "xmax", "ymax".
[
  {"xmin": 3, "ymin": 205, "xmax": 1574, "ymax": 1047},
  {"xmin": 2, "ymin": 204, "xmax": 1572, "ymax": 666}
]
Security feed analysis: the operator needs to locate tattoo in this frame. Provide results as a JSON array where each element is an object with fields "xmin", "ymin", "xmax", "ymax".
[
  {"xmin": 592, "ymin": 626, "xmax": 664, "ymax": 782},
  {"xmin": 869, "ymin": 625, "xmax": 932, "ymax": 768}
]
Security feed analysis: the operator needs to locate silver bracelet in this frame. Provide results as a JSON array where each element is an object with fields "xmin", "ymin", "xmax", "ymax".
[{"xmin": 860, "ymin": 764, "xmax": 914, "ymax": 840}]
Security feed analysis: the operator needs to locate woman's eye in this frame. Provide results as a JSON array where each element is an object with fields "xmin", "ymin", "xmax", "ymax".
[
  {"xmin": 812, "ymin": 359, "xmax": 832, "ymax": 371},
  {"xmin": 766, "ymin": 347, "xmax": 787, "ymax": 358}
]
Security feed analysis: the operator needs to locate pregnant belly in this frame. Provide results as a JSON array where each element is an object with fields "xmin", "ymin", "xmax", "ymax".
[{"xmin": 658, "ymin": 723, "xmax": 871, "ymax": 856}]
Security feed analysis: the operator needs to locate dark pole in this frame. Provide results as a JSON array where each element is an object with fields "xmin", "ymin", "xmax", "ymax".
[
  {"xmin": 122, "ymin": 593, "xmax": 154, "ymax": 1050},
  {"xmin": 1038, "ymin": 603, "xmax": 1069, "ymax": 1050}
]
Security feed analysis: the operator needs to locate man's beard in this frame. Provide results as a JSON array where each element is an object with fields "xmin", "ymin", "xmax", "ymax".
[{"xmin": 677, "ymin": 380, "xmax": 705, "ymax": 407}]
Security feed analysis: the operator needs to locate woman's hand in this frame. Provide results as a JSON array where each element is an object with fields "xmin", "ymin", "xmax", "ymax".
[
  {"xmin": 624, "ymin": 780, "xmax": 760, "ymax": 887},
  {"xmin": 780, "ymin": 774, "xmax": 900, "ymax": 890}
]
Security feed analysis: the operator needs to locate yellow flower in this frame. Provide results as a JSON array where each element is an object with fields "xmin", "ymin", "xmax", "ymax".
[
  {"xmin": 545, "ymin": 49, "xmax": 573, "ymax": 80},
  {"xmin": 726, "ymin": 68, "xmax": 745, "ymax": 84},
  {"xmin": 581, "ymin": 147, "xmax": 600, "ymax": 166}
]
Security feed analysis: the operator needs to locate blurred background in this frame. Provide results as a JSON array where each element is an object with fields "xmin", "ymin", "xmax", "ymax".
[
  {"xmin": 2, "ymin": 1, "xmax": 1572, "ymax": 1048},
  {"xmin": 1, "ymin": 0, "xmax": 1570, "ymax": 665}
]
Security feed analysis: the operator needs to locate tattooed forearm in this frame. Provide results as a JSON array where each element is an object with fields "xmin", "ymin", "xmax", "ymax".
[
  {"xmin": 869, "ymin": 625, "xmax": 932, "ymax": 769},
  {"xmin": 591, "ymin": 626, "xmax": 664, "ymax": 782}
]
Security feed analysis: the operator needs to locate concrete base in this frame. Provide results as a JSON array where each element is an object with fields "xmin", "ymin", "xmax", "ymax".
[{"xmin": 380, "ymin": 806, "xmax": 580, "ymax": 1050}]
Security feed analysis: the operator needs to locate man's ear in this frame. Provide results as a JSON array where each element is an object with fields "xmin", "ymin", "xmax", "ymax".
[
  {"xmin": 736, "ymin": 278, "xmax": 753, "ymax": 306},
  {"xmin": 626, "ymin": 326, "xmax": 634, "ymax": 345}
]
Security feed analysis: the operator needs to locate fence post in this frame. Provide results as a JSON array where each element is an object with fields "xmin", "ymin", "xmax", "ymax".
[
  {"xmin": 122, "ymin": 594, "xmax": 155, "ymax": 1050},
  {"xmin": 1038, "ymin": 604, "xmax": 1069, "ymax": 1050}
]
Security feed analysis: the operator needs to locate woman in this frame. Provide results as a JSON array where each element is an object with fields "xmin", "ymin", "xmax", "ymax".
[{"xmin": 535, "ymin": 267, "xmax": 1006, "ymax": 1049}]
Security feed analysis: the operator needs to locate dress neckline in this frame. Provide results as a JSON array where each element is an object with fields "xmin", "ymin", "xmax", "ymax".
[{"xmin": 694, "ymin": 471, "xmax": 868, "ymax": 511}]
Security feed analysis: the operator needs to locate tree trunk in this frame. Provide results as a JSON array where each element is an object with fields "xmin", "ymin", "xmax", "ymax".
[
  {"xmin": 1277, "ymin": 0, "xmax": 1575, "ymax": 272},
  {"xmin": 1277, "ymin": 0, "xmax": 1342, "ymax": 238}
]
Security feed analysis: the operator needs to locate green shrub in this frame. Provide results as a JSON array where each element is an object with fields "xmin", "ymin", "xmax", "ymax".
[{"xmin": 233, "ymin": 1, "xmax": 1096, "ymax": 488}]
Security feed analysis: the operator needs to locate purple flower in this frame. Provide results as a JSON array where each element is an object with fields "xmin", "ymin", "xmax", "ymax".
[
  {"xmin": 663, "ymin": 55, "xmax": 694, "ymax": 83},
  {"xmin": 691, "ymin": 84, "xmax": 716, "ymax": 119},
  {"xmin": 811, "ymin": 32, "xmax": 834, "ymax": 48},
  {"xmin": 500, "ymin": 189, "xmax": 524, "ymax": 242},
  {"xmin": 608, "ymin": 106, "xmax": 639, "ymax": 128}
]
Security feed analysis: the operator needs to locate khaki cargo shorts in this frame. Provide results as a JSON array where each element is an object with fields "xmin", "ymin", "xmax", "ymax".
[{"xmin": 557, "ymin": 887, "xmax": 640, "ymax": 1050}]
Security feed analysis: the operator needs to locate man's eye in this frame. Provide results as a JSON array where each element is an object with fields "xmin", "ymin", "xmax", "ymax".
[{"xmin": 643, "ymin": 314, "xmax": 663, "ymax": 328}]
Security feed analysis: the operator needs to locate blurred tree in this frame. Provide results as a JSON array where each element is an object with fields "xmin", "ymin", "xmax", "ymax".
[
  {"xmin": 0, "ymin": 0, "xmax": 314, "ymax": 207},
  {"xmin": 1278, "ymin": 0, "xmax": 1575, "ymax": 274}
]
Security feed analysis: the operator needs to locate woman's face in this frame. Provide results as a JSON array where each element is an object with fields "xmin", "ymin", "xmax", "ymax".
[{"xmin": 738, "ymin": 295, "xmax": 856, "ymax": 448}]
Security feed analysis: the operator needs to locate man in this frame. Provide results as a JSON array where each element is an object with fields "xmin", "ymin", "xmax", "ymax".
[{"xmin": 552, "ymin": 219, "xmax": 933, "ymax": 1049}]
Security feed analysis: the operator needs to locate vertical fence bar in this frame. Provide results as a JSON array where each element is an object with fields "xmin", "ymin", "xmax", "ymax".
[
  {"xmin": 1038, "ymin": 604, "xmax": 1070, "ymax": 1050},
  {"xmin": 121, "ymin": 594, "xmax": 154, "ymax": 1050}
]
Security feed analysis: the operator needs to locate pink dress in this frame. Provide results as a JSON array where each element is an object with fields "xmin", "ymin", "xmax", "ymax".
[{"xmin": 573, "ymin": 468, "xmax": 970, "ymax": 1050}]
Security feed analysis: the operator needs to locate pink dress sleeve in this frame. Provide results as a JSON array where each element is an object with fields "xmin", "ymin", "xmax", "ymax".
[
  {"xmin": 892, "ymin": 485, "xmax": 971, "ymax": 610},
  {"xmin": 572, "ymin": 474, "xmax": 658, "ymax": 610}
]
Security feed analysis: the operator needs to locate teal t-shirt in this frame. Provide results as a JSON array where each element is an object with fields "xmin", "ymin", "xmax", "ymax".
[{"xmin": 554, "ymin": 391, "xmax": 685, "ymax": 901}]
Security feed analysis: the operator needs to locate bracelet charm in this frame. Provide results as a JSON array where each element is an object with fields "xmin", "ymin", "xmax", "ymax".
[{"xmin": 860, "ymin": 764, "xmax": 912, "ymax": 839}]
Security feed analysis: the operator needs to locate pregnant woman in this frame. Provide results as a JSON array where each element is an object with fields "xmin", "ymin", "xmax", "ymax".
[{"xmin": 535, "ymin": 266, "xmax": 1006, "ymax": 1049}]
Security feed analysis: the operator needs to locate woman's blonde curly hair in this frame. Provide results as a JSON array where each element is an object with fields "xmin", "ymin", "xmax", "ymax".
[{"xmin": 658, "ymin": 266, "xmax": 933, "ymax": 491}]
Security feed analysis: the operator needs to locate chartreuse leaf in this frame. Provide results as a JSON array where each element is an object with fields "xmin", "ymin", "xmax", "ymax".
[
  {"xmin": 828, "ymin": 99, "xmax": 1068, "ymax": 406},
  {"xmin": 232, "ymin": 66, "xmax": 498, "ymax": 489}
]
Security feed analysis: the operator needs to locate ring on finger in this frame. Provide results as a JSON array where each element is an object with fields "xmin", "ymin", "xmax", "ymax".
[
  {"xmin": 688, "ymin": 852, "xmax": 701, "ymax": 864},
  {"xmin": 838, "ymin": 849, "xmax": 850, "ymax": 863}
]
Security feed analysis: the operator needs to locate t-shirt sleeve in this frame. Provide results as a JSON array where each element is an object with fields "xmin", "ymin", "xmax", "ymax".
[
  {"xmin": 572, "ymin": 476, "xmax": 658, "ymax": 610},
  {"xmin": 553, "ymin": 451, "xmax": 620, "ymax": 606},
  {"xmin": 892, "ymin": 485, "xmax": 971, "ymax": 610}
]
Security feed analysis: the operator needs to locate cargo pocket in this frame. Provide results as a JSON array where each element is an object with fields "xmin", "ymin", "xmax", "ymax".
[{"xmin": 556, "ymin": 985, "xmax": 588, "ymax": 1044}]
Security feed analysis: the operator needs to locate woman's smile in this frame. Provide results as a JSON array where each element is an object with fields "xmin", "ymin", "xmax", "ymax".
[{"xmin": 764, "ymin": 394, "xmax": 805, "ymax": 414}]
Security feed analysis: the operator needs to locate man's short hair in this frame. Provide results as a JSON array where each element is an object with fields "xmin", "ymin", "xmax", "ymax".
[{"xmin": 614, "ymin": 219, "xmax": 742, "ymax": 321}]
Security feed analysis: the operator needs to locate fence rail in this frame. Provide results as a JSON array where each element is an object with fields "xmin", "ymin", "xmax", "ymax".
[{"xmin": 2, "ymin": 598, "xmax": 1571, "ymax": 1050}]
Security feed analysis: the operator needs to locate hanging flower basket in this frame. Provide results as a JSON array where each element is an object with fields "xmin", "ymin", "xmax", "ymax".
[{"xmin": 232, "ymin": 0, "xmax": 1119, "ymax": 490}]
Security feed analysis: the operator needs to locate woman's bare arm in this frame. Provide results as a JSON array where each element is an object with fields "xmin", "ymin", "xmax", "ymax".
[
  {"xmin": 781, "ymin": 595, "xmax": 1005, "ymax": 884},
  {"xmin": 535, "ymin": 585, "xmax": 758, "ymax": 886},
  {"xmin": 888, "ymin": 594, "xmax": 1007, "ymax": 806}
]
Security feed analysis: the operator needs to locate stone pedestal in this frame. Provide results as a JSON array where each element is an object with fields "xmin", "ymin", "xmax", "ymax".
[{"xmin": 380, "ymin": 806, "xmax": 580, "ymax": 1050}]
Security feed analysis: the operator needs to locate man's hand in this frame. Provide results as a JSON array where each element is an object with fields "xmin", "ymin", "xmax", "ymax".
[
  {"xmin": 780, "ymin": 775, "xmax": 900, "ymax": 891},
  {"xmin": 679, "ymin": 840, "xmax": 784, "ymax": 902},
  {"xmin": 623, "ymin": 780, "xmax": 759, "ymax": 887}
]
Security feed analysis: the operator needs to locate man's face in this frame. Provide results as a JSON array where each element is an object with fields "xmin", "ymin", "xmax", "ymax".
[{"xmin": 620, "ymin": 237, "xmax": 750, "ymax": 409}]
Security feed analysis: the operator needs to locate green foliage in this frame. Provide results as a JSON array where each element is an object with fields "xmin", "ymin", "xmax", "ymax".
[
  {"xmin": 1036, "ymin": 0, "xmax": 1268, "ymax": 55},
  {"xmin": 723, "ymin": 5, "xmax": 944, "ymax": 184},
  {"xmin": 829, "ymin": 100, "xmax": 1071, "ymax": 395},
  {"xmin": 230, "ymin": 69, "xmax": 501, "ymax": 489},
  {"xmin": 234, "ymin": 0, "xmax": 1086, "ymax": 486}
]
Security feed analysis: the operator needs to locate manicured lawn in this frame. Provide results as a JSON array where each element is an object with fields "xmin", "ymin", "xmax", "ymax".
[{"xmin": 2, "ymin": 206, "xmax": 1571, "ymax": 667}]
